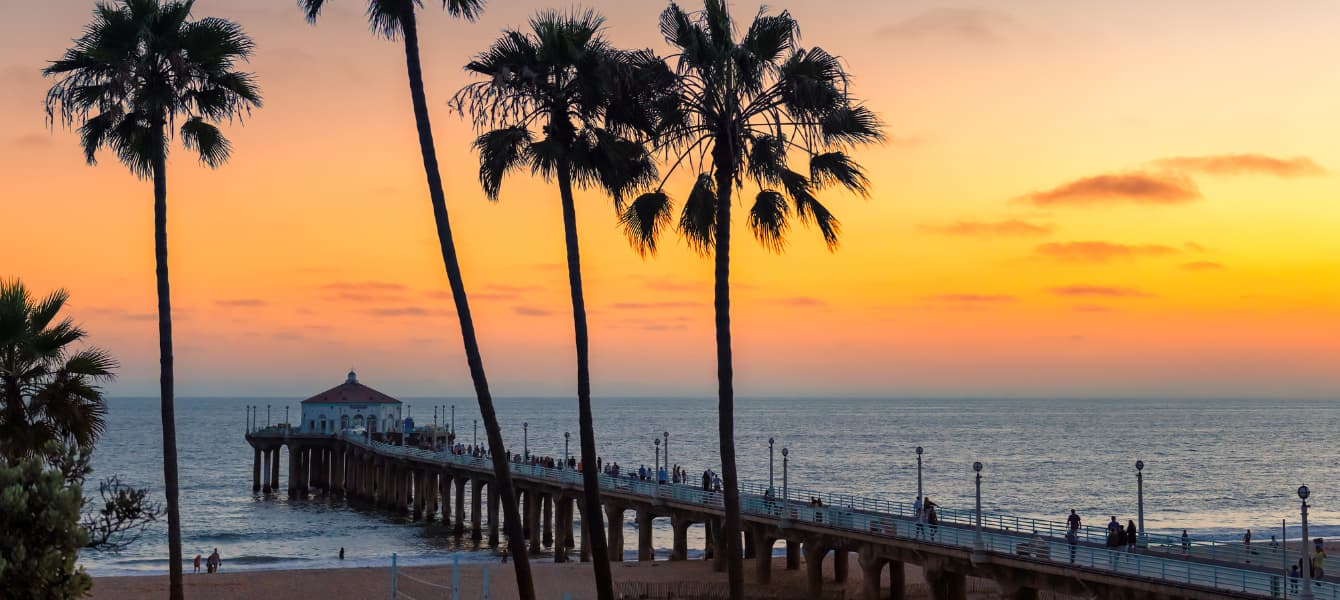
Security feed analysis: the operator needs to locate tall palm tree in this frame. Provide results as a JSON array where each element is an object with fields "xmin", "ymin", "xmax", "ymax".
[
  {"xmin": 620, "ymin": 2, "xmax": 883, "ymax": 596},
  {"xmin": 297, "ymin": 2, "xmax": 534, "ymax": 595},
  {"xmin": 44, "ymin": 2, "xmax": 262, "ymax": 596},
  {"xmin": 0, "ymin": 279, "xmax": 117, "ymax": 464},
  {"xmin": 452, "ymin": 11, "xmax": 658, "ymax": 599}
]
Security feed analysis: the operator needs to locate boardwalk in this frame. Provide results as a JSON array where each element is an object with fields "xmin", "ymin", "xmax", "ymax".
[{"xmin": 246, "ymin": 429, "xmax": 1330, "ymax": 600}]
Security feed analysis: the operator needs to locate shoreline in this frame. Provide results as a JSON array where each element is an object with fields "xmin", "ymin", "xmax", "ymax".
[{"xmin": 90, "ymin": 557, "xmax": 929, "ymax": 599}]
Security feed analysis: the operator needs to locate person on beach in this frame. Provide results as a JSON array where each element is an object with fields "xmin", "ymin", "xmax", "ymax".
[
  {"xmin": 193, "ymin": 554, "xmax": 201, "ymax": 574},
  {"xmin": 339, "ymin": 547, "xmax": 344, "ymax": 560},
  {"xmin": 207, "ymin": 548, "xmax": 221, "ymax": 574},
  {"xmin": 1126, "ymin": 520, "xmax": 1138, "ymax": 552}
]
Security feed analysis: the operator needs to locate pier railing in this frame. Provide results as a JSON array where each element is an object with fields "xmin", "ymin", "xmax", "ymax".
[{"xmin": 333, "ymin": 432, "xmax": 1330, "ymax": 599}]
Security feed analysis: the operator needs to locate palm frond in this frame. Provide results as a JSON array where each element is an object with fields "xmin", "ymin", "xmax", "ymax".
[
  {"xmin": 679, "ymin": 173, "xmax": 716, "ymax": 255},
  {"xmin": 443, "ymin": 0, "xmax": 485, "ymax": 21},
  {"xmin": 472, "ymin": 126, "xmax": 533, "ymax": 200},
  {"xmin": 180, "ymin": 118, "xmax": 231, "ymax": 168},
  {"xmin": 619, "ymin": 190, "xmax": 673, "ymax": 257},
  {"xmin": 746, "ymin": 134, "xmax": 788, "ymax": 186},
  {"xmin": 820, "ymin": 104, "xmax": 885, "ymax": 147},
  {"xmin": 809, "ymin": 151, "xmax": 870, "ymax": 196},
  {"xmin": 748, "ymin": 190, "xmax": 789, "ymax": 253}
]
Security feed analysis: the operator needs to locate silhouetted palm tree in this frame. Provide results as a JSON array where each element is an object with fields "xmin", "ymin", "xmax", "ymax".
[
  {"xmin": 0, "ymin": 279, "xmax": 117, "ymax": 463},
  {"xmin": 44, "ymin": 2, "xmax": 261, "ymax": 596},
  {"xmin": 620, "ymin": 2, "xmax": 883, "ymax": 596},
  {"xmin": 298, "ymin": 2, "xmax": 533, "ymax": 595},
  {"xmin": 453, "ymin": 11, "xmax": 658, "ymax": 598}
]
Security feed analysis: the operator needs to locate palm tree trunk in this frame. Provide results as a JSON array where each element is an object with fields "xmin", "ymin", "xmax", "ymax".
[
  {"xmin": 711, "ymin": 146, "xmax": 744, "ymax": 600},
  {"xmin": 556, "ymin": 160, "xmax": 615, "ymax": 599},
  {"xmin": 397, "ymin": 7, "xmax": 534, "ymax": 599},
  {"xmin": 152, "ymin": 120, "xmax": 185, "ymax": 600}
]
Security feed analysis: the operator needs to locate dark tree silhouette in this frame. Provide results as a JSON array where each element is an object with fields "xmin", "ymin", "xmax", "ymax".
[
  {"xmin": 620, "ymin": 3, "xmax": 883, "ymax": 597},
  {"xmin": 44, "ymin": 3, "xmax": 262, "ymax": 595}
]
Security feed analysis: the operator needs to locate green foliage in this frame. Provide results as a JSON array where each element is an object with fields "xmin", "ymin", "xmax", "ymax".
[
  {"xmin": 0, "ymin": 279, "xmax": 115, "ymax": 463},
  {"xmin": 0, "ymin": 453, "xmax": 92, "ymax": 599}
]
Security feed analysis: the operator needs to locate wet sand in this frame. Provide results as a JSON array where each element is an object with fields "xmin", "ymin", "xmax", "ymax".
[{"xmin": 91, "ymin": 556, "xmax": 931, "ymax": 599}]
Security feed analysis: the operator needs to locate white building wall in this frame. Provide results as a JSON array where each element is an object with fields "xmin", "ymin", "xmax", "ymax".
[{"xmin": 301, "ymin": 403, "xmax": 402, "ymax": 433}]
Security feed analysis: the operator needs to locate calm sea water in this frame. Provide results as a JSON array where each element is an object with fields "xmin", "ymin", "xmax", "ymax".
[{"xmin": 83, "ymin": 396, "xmax": 1340, "ymax": 576}]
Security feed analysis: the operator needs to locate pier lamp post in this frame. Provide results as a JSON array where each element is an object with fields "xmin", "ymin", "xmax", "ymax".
[
  {"xmin": 451, "ymin": 405, "xmax": 455, "ymax": 436},
  {"xmin": 655, "ymin": 437, "xmax": 662, "ymax": 484},
  {"xmin": 267, "ymin": 404, "xmax": 271, "ymax": 427},
  {"xmin": 781, "ymin": 448, "xmax": 790, "ymax": 525},
  {"xmin": 769, "ymin": 438, "xmax": 776, "ymax": 494},
  {"xmin": 663, "ymin": 431, "xmax": 669, "ymax": 473},
  {"xmin": 916, "ymin": 446, "xmax": 924, "ymax": 503},
  {"xmin": 972, "ymin": 461, "xmax": 987, "ymax": 563},
  {"xmin": 434, "ymin": 406, "xmax": 438, "ymax": 428},
  {"xmin": 523, "ymin": 422, "xmax": 529, "ymax": 459},
  {"xmin": 1299, "ymin": 485, "xmax": 1314, "ymax": 600},
  {"xmin": 564, "ymin": 432, "xmax": 570, "ymax": 464},
  {"xmin": 1136, "ymin": 460, "xmax": 1145, "ymax": 547},
  {"xmin": 284, "ymin": 406, "xmax": 289, "ymax": 427},
  {"xmin": 473, "ymin": 419, "xmax": 478, "ymax": 448}
]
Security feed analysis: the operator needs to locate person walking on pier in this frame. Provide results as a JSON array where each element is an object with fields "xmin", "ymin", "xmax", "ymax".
[
  {"xmin": 1182, "ymin": 529, "xmax": 1191, "ymax": 555},
  {"xmin": 1067, "ymin": 510, "xmax": 1081, "ymax": 535},
  {"xmin": 1106, "ymin": 516, "xmax": 1121, "ymax": 549},
  {"xmin": 1126, "ymin": 520, "xmax": 1138, "ymax": 552},
  {"xmin": 924, "ymin": 498, "xmax": 939, "ymax": 541}
]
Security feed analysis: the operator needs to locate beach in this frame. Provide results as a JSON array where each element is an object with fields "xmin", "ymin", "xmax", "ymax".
[{"xmin": 90, "ymin": 557, "xmax": 930, "ymax": 599}]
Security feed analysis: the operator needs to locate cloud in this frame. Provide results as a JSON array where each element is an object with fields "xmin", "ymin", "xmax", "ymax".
[
  {"xmin": 216, "ymin": 298, "xmax": 268, "ymax": 308},
  {"xmin": 86, "ymin": 307, "xmax": 158, "ymax": 321},
  {"xmin": 1021, "ymin": 173, "xmax": 1201, "ymax": 207},
  {"xmin": 611, "ymin": 301, "xmax": 702, "ymax": 310},
  {"xmin": 920, "ymin": 219, "xmax": 1053, "ymax": 238},
  {"xmin": 929, "ymin": 294, "xmax": 1016, "ymax": 303},
  {"xmin": 512, "ymin": 306, "xmax": 551, "ymax": 317},
  {"xmin": 13, "ymin": 134, "xmax": 51, "ymax": 149},
  {"xmin": 1048, "ymin": 285, "xmax": 1154, "ymax": 298},
  {"xmin": 1181, "ymin": 261, "xmax": 1225, "ymax": 271},
  {"xmin": 321, "ymin": 281, "xmax": 407, "ymax": 292},
  {"xmin": 641, "ymin": 323, "xmax": 689, "ymax": 332},
  {"xmin": 767, "ymin": 296, "xmax": 828, "ymax": 307},
  {"xmin": 362, "ymin": 307, "xmax": 449, "ymax": 317},
  {"xmin": 1034, "ymin": 241, "xmax": 1180, "ymax": 263},
  {"xmin": 1072, "ymin": 304, "xmax": 1115, "ymax": 313},
  {"xmin": 876, "ymin": 8, "xmax": 1018, "ymax": 43},
  {"xmin": 1153, "ymin": 154, "xmax": 1326, "ymax": 177}
]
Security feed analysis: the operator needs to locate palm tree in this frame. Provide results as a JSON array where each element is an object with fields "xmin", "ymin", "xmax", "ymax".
[
  {"xmin": 619, "ymin": 2, "xmax": 883, "ymax": 596},
  {"xmin": 0, "ymin": 279, "xmax": 117, "ymax": 464},
  {"xmin": 44, "ymin": 2, "xmax": 262, "ymax": 596},
  {"xmin": 297, "ymin": 2, "xmax": 534, "ymax": 595},
  {"xmin": 452, "ymin": 11, "xmax": 658, "ymax": 599}
]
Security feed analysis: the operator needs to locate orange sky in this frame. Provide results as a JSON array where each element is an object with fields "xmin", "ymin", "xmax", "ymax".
[{"xmin": 2, "ymin": 1, "xmax": 1338, "ymax": 398}]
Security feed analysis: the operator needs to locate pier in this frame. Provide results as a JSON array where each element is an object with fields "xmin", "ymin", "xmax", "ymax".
[{"xmin": 246, "ymin": 428, "xmax": 1331, "ymax": 600}]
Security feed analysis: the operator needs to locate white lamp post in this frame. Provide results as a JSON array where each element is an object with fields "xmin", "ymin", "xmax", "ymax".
[
  {"xmin": 663, "ymin": 431, "xmax": 669, "ymax": 473},
  {"xmin": 769, "ymin": 438, "xmax": 776, "ymax": 494},
  {"xmin": 916, "ymin": 446, "xmax": 924, "ymax": 503},
  {"xmin": 1136, "ymin": 460, "xmax": 1145, "ymax": 547},
  {"xmin": 972, "ymin": 461, "xmax": 987, "ymax": 563},
  {"xmin": 523, "ymin": 421, "xmax": 528, "ymax": 459},
  {"xmin": 1300, "ymin": 485, "xmax": 1314, "ymax": 600},
  {"xmin": 564, "ymin": 431, "xmax": 570, "ymax": 464},
  {"xmin": 654, "ymin": 437, "xmax": 662, "ymax": 483},
  {"xmin": 781, "ymin": 447, "xmax": 790, "ymax": 525}
]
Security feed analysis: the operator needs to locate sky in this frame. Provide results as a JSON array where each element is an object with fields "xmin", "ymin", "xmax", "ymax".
[{"xmin": 1, "ymin": 1, "xmax": 1338, "ymax": 399}]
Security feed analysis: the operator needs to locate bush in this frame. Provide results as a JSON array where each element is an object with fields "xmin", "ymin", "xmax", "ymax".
[{"xmin": 0, "ymin": 455, "xmax": 92, "ymax": 599}]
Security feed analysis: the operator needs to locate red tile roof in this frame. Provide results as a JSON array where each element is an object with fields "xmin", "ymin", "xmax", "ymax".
[{"xmin": 301, "ymin": 380, "xmax": 401, "ymax": 405}]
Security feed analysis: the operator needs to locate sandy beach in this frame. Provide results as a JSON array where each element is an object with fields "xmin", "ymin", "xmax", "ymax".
[{"xmin": 91, "ymin": 557, "xmax": 932, "ymax": 600}]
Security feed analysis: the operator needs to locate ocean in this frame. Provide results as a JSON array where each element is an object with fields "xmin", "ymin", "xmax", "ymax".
[{"xmin": 82, "ymin": 396, "xmax": 1340, "ymax": 576}]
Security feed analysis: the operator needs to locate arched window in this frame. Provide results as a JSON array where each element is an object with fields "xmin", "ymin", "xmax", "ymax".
[
  {"xmin": 353, "ymin": 415, "xmax": 365, "ymax": 428},
  {"xmin": 340, "ymin": 415, "xmax": 350, "ymax": 430}
]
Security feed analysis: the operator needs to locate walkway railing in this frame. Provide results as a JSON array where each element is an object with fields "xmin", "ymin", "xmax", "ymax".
[{"xmin": 333, "ymin": 432, "xmax": 1331, "ymax": 599}]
